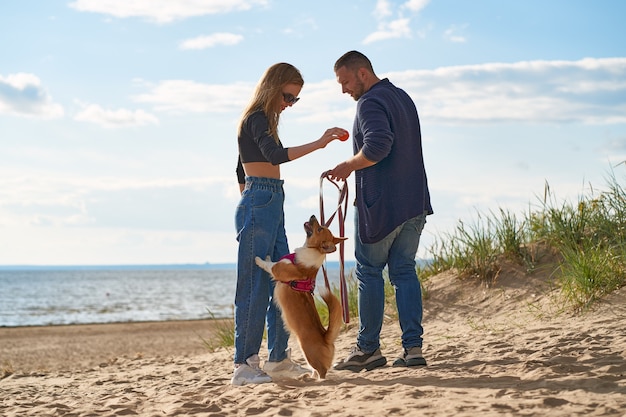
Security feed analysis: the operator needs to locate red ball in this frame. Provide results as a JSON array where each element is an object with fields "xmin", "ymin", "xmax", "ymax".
[{"xmin": 338, "ymin": 131, "xmax": 349, "ymax": 141}]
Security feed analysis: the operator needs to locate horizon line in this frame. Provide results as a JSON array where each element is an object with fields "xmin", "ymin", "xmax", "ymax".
[{"xmin": 0, "ymin": 260, "xmax": 360, "ymax": 271}]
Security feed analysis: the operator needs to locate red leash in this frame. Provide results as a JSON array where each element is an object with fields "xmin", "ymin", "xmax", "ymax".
[{"xmin": 319, "ymin": 171, "xmax": 350, "ymax": 323}]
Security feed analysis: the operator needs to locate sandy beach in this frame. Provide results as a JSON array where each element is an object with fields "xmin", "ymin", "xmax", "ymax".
[{"xmin": 1, "ymin": 261, "xmax": 625, "ymax": 417}]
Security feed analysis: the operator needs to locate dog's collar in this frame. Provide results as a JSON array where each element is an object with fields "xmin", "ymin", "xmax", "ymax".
[{"xmin": 280, "ymin": 253, "xmax": 316, "ymax": 294}]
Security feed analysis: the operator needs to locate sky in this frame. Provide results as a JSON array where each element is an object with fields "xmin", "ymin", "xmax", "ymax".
[{"xmin": 1, "ymin": 0, "xmax": 625, "ymax": 266}]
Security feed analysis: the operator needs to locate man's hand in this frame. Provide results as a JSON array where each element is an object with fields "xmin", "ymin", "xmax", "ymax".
[
  {"xmin": 327, "ymin": 151, "xmax": 376, "ymax": 181},
  {"xmin": 327, "ymin": 161, "xmax": 353, "ymax": 181}
]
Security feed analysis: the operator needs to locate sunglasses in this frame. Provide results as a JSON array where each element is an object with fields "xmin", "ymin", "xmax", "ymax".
[{"xmin": 282, "ymin": 92, "xmax": 300, "ymax": 105}]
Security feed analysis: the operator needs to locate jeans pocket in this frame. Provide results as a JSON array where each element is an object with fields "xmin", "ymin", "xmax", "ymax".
[{"xmin": 251, "ymin": 189, "xmax": 275, "ymax": 209}]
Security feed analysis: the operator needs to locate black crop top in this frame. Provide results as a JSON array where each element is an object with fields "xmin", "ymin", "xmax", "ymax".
[{"xmin": 236, "ymin": 110, "xmax": 290, "ymax": 184}]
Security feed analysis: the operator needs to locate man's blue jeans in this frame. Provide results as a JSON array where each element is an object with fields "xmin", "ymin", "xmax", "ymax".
[
  {"xmin": 234, "ymin": 176, "xmax": 290, "ymax": 364},
  {"xmin": 354, "ymin": 211, "xmax": 428, "ymax": 353}
]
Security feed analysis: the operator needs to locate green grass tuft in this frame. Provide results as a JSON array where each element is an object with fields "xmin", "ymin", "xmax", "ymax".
[
  {"xmin": 422, "ymin": 166, "xmax": 626, "ymax": 311},
  {"xmin": 199, "ymin": 308, "xmax": 235, "ymax": 352}
]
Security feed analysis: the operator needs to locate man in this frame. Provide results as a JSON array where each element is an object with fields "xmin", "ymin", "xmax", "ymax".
[{"xmin": 328, "ymin": 50, "xmax": 433, "ymax": 371}]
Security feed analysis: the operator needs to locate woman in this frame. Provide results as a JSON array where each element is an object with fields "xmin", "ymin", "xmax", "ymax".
[{"xmin": 232, "ymin": 62, "xmax": 347, "ymax": 386}]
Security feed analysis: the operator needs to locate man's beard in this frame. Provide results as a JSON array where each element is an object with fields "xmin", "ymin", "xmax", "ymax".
[{"xmin": 352, "ymin": 80, "xmax": 366, "ymax": 101}]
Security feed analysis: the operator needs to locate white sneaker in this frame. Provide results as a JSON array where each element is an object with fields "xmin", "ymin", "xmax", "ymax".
[
  {"xmin": 231, "ymin": 354, "xmax": 272, "ymax": 386},
  {"xmin": 263, "ymin": 349, "xmax": 311, "ymax": 378}
]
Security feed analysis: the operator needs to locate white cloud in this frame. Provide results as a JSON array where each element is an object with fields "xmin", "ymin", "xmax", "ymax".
[
  {"xmin": 292, "ymin": 58, "xmax": 626, "ymax": 126},
  {"xmin": 180, "ymin": 33, "xmax": 244, "ymax": 50},
  {"xmin": 373, "ymin": 0, "xmax": 392, "ymax": 19},
  {"xmin": 68, "ymin": 0, "xmax": 268, "ymax": 23},
  {"xmin": 132, "ymin": 80, "xmax": 252, "ymax": 113},
  {"xmin": 363, "ymin": 17, "xmax": 412, "ymax": 44},
  {"xmin": 444, "ymin": 24, "xmax": 468, "ymax": 43},
  {"xmin": 389, "ymin": 57, "xmax": 626, "ymax": 125},
  {"xmin": 0, "ymin": 73, "xmax": 64, "ymax": 119},
  {"xmin": 402, "ymin": 0, "xmax": 430, "ymax": 12},
  {"xmin": 74, "ymin": 102, "xmax": 159, "ymax": 128},
  {"xmin": 0, "ymin": 174, "xmax": 232, "ymax": 228},
  {"xmin": 0, "ymin": 173, "xmax": 239, "ymax": 264},
  {"xmin": 134, "ymin": 57, "xmax": 626, "ymax": 125},
  {"xmin": 365, "ymin": 0, "xmax": 430, "ymax": 44}
]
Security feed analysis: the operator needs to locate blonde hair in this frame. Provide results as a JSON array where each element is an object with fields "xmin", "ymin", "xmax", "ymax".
[{"xmin": 238, "ymin": 63, "xmax": 304, "ymax": 143}]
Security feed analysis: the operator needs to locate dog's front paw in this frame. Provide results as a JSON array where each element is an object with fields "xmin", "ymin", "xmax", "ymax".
[{"xmin": 255, "ymin": 256, "xmax": 275, "ymax": 275}]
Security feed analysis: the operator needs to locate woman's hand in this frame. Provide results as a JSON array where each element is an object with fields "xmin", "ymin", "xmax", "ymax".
[
  {"xmin": 320, "ymin": 127, "xmax": 349, "ymax": 147},
  {"xmin": 285, "ymin": 127, "xmax": 350, "ymax": 161}
]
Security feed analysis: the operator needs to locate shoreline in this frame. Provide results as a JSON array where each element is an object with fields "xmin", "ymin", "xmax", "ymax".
[{"xmin": 0, "ymin": 317, "xmax": 221, "ymax": 330}]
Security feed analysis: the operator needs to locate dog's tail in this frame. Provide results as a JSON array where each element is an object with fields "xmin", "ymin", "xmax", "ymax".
[{"xmin": 319, "ymin": 286, "xmax": 343, "ymax": 345}]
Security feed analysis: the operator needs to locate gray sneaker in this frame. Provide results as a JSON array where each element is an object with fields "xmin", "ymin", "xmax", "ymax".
[
  {"xmin": 333, "ymin": 346, "xmax": 387, "ymax": 372},
  {"xmin": 392, "ymin": 346, "xmax": 427, "ymax": 367}
]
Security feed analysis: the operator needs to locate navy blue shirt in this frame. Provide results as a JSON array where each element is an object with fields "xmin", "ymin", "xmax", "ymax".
[{"xmin": 353, "ymin": 78, "xmax": 433, "ymax": 243}]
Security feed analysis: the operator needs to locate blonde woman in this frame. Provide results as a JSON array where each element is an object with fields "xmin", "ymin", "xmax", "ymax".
[{"xmin": 232, "ymin": 62, "xmax": 347, "ymax": 385}]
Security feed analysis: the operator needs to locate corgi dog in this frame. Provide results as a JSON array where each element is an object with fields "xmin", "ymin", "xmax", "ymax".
[{"xmin": 255, "ymin": 215, "xmax": 347, "ymax": 379}]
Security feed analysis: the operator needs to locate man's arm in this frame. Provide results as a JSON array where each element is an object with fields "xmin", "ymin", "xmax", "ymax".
[{"xmin": 327, "ymin": 150, "xmax": 376, "ymax": 181}]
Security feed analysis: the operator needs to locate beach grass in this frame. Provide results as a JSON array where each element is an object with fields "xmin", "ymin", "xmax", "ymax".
[
  {"xmin": 314, "ymin": 271, "xmax": 359, "ymax": 328},
  {"xmin": 424, "ymin": 167, "xmax": 626, "ymax": 311},
  {"xmin": 2, "ymin": 361, "xmax": 14, "ymax": 378},
  {"xmin": 200, "ymin": 309, "xmax": 234, "ymax": 352}
]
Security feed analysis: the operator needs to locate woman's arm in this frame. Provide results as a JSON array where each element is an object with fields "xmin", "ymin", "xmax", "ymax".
[{"xmin": 286, "ymin": 127, "xmax": 348, "ymax": 161}]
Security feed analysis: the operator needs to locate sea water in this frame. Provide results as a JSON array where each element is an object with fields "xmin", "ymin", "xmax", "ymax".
[
  {"xmin": 0, "ymin": 265, "xmax": 349, "ymax": 327},
  {"xmin": 0, "ymin": 268, "xmax": 237, "ymax": 327}
]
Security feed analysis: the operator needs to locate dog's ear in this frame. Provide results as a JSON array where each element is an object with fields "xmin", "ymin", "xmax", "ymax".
[
  {"xmin": 321, "ymin": 236, "xmax": 347, "ymax": 253},
  {"xmin": 320, "ymin": 241, "xmax": 337, "ymax": 253}
]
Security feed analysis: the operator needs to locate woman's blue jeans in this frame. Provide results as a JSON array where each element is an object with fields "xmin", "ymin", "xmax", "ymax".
[
  {"xmin": 354, "ymin": 211, "xmax": 428, "ymax": 353},
  {"xmin": 234, "ymin": 176, "xmax": 290, "ymax": 364}
]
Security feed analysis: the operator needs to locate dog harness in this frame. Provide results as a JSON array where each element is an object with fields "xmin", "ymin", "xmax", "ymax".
[{"xmin": 279, "ymin": 253, "xmax": 316, "ymax": 293}]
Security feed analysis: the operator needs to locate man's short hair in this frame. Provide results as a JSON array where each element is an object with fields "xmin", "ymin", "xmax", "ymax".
[{"xmin": 334, "ymin": 50, "xmax": 375, "ymax": 73}]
